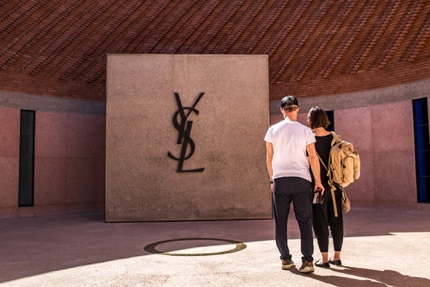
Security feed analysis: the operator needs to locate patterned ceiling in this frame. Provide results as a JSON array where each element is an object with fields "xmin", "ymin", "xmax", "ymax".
[{"xmin": 1, "ymin": 0, "xmax": 430, "ymax": 101}]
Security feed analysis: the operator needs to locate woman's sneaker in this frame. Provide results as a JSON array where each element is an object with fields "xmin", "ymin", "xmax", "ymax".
[
  {"xmin": 315, "ymin": 259, "xmax": 330, "ymax": 268},
  {"xmin": 329, "ymin": 259, "xmax": 342, "ymax": 266},
  {"xmin": 281, "ymin": 259, "xmax": 295, "ymax": 270},
  {"xmin": 299, "ymin": 260, "xmax": 314, "ymax": 273}
]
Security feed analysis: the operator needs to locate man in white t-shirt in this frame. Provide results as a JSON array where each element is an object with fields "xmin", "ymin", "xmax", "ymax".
[{"xmin": 265, "ymin": 95, "xmax": 324, "ymax": 273}]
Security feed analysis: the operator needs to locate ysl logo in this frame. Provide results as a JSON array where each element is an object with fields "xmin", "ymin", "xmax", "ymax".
[{"xmin": 168, "ymin": 92, "xmax": 205, "ymax": 172}]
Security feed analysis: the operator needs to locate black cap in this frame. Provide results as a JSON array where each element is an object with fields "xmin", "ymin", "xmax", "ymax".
[{"xmin": 280, "ymin": 95, "xmax": 298, "ymax": 108}]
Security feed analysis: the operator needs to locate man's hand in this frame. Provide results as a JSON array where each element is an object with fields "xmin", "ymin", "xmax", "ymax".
[
  {"xmin": 314, "ymin": 182, "xmax": 324, "ymax": 195},
  {"xmin": 266, "ymin": 142, "xmax": 275, "ymax": 193}
]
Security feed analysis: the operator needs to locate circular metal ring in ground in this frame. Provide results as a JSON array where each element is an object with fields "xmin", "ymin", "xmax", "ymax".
[{"xmin": 144, "ymin": 238, "xmax": 247, "ymax": 256}]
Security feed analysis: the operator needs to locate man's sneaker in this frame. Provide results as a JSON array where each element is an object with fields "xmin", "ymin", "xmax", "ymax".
[
  {"xmin": 281, "ymin": 258, "xmax": 295, "ymax": 270},
  {"xmin": 299, "ymin": 260, "xmax": 314, "ymax": 273}
]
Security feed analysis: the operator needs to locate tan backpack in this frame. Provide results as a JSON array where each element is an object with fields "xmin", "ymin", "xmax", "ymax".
[
  {"xmin": 328, "ymin": 132, "xmax": 360, "ymax": 188},
  {"xmin": 318, "ymin": 132, "xmax": 360, "ymax": 216}
]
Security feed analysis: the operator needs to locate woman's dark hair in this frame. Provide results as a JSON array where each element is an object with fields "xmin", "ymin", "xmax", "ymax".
[{"xmin": 307, "ymin": 106, "xmax": 331, "ymax": 129}]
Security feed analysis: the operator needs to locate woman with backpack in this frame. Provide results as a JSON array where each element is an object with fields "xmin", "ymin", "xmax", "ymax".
[{"xmin": 307, "ymin": 106, "xmax": 344, "ymax": 268}]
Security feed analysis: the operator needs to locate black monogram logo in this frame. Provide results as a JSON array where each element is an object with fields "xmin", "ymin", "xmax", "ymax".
[{"xmin": 168, "ymin": 92, "xmax": 205, "ymax": 172}]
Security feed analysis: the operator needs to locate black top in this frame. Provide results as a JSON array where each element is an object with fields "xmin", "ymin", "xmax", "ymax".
[{"xmin": 313, "ymin": 133, "xmax": 333, "ymax": 186}]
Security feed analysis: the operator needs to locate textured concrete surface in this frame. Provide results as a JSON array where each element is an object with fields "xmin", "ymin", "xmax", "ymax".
[
  {"xmin": 0, "ymin": 103, "xmax": 106, "ymax": 219},
  {"xmin": 1, "ymin": 208, "xmax": 429, "ymax": 287},
  {"xmin": 269, "ymin": 78, "xmax": 430, "ymax": 114},
  {"xmin": 106, "ymin": 54, "xmax": 270, "ymax": 222},
  {"xmin": 0, "ymin": 90, "xmax": 106, "ymax": 115}
]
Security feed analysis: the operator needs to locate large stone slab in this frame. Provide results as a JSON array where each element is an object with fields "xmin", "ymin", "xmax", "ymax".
[{"xmin": 106, "ymin": 54, "xmax": 270, "ymax": 221}]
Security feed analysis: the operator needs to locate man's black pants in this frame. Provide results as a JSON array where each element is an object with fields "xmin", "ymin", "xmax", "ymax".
[{"xmin": 273, "ymin": 177, "xmax": 314, "ymax": 263}]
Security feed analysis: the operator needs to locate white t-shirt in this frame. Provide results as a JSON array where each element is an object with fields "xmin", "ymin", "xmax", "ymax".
[{"xmin": 264, "ymin": 117, "xmax": 316, "ymax": 182}]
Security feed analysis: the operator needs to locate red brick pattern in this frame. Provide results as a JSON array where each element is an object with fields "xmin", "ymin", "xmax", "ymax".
[{"xmin": 1, "ymin": 0, "xmax": 430, "ymax": 101}]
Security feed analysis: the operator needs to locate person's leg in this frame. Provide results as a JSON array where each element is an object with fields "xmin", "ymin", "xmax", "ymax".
[
  {"xmin": 312, "ymin": 202, "xmax": 329, "ymax": 264},
  {"xmin": 328, "ymin": 188, "xmax": 344, "ymax": 262},
  {"xmin": 291, "ymin": 178, "xmax": 314, "ymax": 263},
  {"xmin": 312, "ymin": 202, "xmax": 329, "ymax": 254},
  {"xmin": 332, "ymin": 251, "xmax": 341, "ymax": 261},
  {"xmin": 273, "ymin": 177, "xmax": 293, "ymax": 260}
]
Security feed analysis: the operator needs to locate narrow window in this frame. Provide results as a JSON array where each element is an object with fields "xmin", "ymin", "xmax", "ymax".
[
  {"xmin": 412, "ymin": 98, "xmax": 430, "ymax": 203},
  {"xmin": 19, "ymin": 110, "xmax": 35, "ymax": 207},
  {"xmin": 326, "ymin": 110, "xmax": 335, "ymax": 131}
]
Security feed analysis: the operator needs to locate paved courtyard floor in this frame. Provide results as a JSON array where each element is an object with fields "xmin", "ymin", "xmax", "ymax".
[{"xmin": 0, "ymin": 208, "xmax": 429, "ymax": 287}]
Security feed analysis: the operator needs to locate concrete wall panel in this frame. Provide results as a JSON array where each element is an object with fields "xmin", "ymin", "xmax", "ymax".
[
  {"xmin": 35, "ymin": 158, "xmax": 67, "ymax": 205},
  {"xmin": 0, "ymin": 94, "xmax": 105, "ymax": 219},
  {"xmin": 66, "ymin": 158, "xmax": 98, "ymax": 204},
  {"xmin": 106, "ymin": 54, "xmax": 270, "ymax": 221},
  {"xmin": 0, "ymin": 107, "xmax": 20, "ymax": 157},
  {"xmin": 66, "ymin": 115, "xmax": 106, "ymax": 158},
  {"xmin": 336, "ymin": 107, "xmax": 373, "ymax": 153},
  {"xmin": 33, "ymin": 111, "xmax": 105, "ymax": 217},
  {"xmin": 35, "ymin": 112, "xmax": 68, "ymax": 157},
  {"xmin": 371, "ymin": 102, "xmax": 414, "ymax": 152},
  {"xmin": 0, "ymin": 107, "xmax": 19, "ymax": 217},
  {"xmin": 334, "ymin": 107, "xmax": 376, "ymax": 201},
  {"xmin": 370, "ymin": 101, "xmax": 416, "ymax": 206},
  {"xmin": 0, "ymin": 158, "xmax": 19, "ymax": 207}
]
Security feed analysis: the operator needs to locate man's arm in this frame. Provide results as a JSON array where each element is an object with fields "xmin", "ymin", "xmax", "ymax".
[
  {"xmin": 266, "ymin": 142, "xmax": 275, "ymax": 192},
  {"xmin": 306, "ymin": 142, "xmax": 325, "ymax": 194}
]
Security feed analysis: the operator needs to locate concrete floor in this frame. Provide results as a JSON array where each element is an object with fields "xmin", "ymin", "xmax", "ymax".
[{"xmin": 0, "ymin": 208, "xmax": 429, "ymax": 287}]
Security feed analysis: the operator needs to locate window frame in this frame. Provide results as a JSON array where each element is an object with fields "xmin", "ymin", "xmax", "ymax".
[
  {"xmin": 412, "ymin": 98, "xmax": 430, "ymax": 203},
  {"xmin": 18, "ymin": 110, "xmax": 36, "ymax": 207}
]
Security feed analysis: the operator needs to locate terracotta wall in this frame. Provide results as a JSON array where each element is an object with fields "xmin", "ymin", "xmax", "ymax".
[
  {"xmin": 0, "ymin": 95, "xmax": 105, "ymax": 219},
  {"xmin": 334, "ymin": 102, "xmax": 420, "ymax": 213},
  {"xmin": 0, "ymin": 107, "xmax": 20, "ymax": 218},
  {"xmin": 33, "ymin": 112, "xmax": 105, "ymax": 217},
  {"xmin": 1, "ymin": 78, "xmax": 429, "ymax": 219},
  {"xmin": 273, "ymin": 94, "xmax": 430, "ymax": 214}
]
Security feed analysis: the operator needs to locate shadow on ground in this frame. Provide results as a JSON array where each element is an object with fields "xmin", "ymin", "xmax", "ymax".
[
  {"xmin": 0, "ymin": 209, "xmax": 429, "ymax": 285},
  {"xmin": 308, "ymin": 266, "xmax": 430, "ymax": 287}
]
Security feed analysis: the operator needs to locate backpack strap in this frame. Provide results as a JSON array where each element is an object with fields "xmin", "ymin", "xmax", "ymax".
[
  {"xmin": 316, "ymin": 152, "xmax": 328, "ymax": 171},
  {"xmin": 316, "ymin": 151, "xmax": 340, "ymax": 217},
  {"xmin": 330, "ymin": 131, "xmax": 341, "ymax": 146},
  {"xmin": 318, "ymin": 132, "xmax": 342, "ymax": 217},
  {"xmin": 331, "ymin": 185, "xmax": 339, "ymax": 217}
]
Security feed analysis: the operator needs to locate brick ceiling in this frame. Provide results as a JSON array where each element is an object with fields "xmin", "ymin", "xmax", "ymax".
[{"xmin": 1, "ymin": 0, "xmax": 430, "ymax": 101}]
